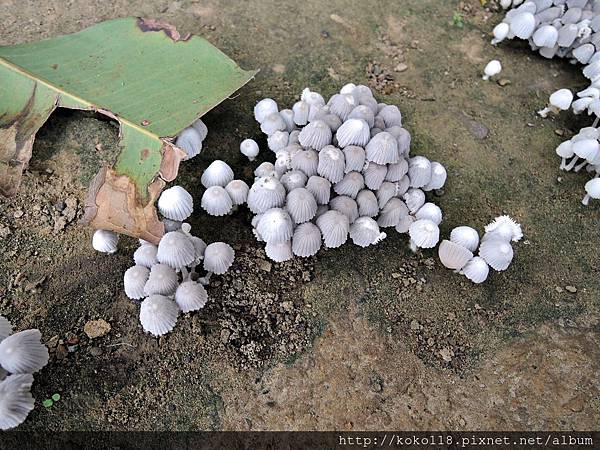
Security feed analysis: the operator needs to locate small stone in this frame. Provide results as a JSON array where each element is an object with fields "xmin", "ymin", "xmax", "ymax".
[
  {"xmin": 565, "ymin": 285, "xmax": 577, "ymax": 293},
  {"xmin": 439, "ymin": 347, "xmax": 454, "ymax": 362},
  {"xmin": 410, "ymin": 319, "xmax": 421, "ymax": 331},
  {"xmin": 555, "ymin": 286, "xmax": 563, "ymax": 293},
  {"xmin": 220, "ymin": 329, "xmax": 231, "ymax": 344},
  {"xmin": 88, "ymin": 346, "xmax": 103, "ymax": 357},
  {"xmin": 497, "ymin": 78, "xmax": 511, "ymax": 86},
  {"xmin": 13, "ymin": 209, "xmax": 24, "ymax": 219},
  {"xmin": 0, "ymin": 225, "xmax": 10, "ymax": 239},
  {"xmin": 258, "ymin": 260, "xmax": 272, "ymax": 273},
  {"xmin": 554, "ymin": 128, "xmax": 565, "ymax": 136},
  {"xmin": 394, "ymin": 62, "xmax": 408, "ymax": 72},
  {"xmin": 391, "ymin": 272, "xmax": 401, "ymax": 279},
  {"xmin": 84, "ymin": 319, "xmax": 111, "ymax": 339}
]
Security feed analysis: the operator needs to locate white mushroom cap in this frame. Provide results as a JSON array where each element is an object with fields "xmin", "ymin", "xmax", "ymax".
[
  {"xmin": 532, "ymin": 25, "xmax": 558, "ymax": 48},
  {"xmin": 385, "ymin": 159, "xmax": 409, "ymax": 182},
  {"xmin": 92, "ymin": 229, "xmax": 119, "ymax": 254},
  {"xmin": 376, "ymin": 182, "xmax": 398, "ymax": 209},
  {"xmin": 491, "ymin": 22, "xmax": 510, "ymax": 45},
  {"xmin": 265, "ymin": 240, "xmax": 293, "ymax": 262},
  {"xmin": 460, "ymin": 256, "xmax": 490, "ymax": 284},
  {"xmin": 329, "ymin": 93, "xmax": 357, "ymax": 121},
  {"xmin": 402, "ymin": 188, "xmax": 426, "ymax": 213},
  {"xmin": 479, "ymin": 238, "xmax": 514, "ymax": 271},
  {"xmin": 247, "ymin": 176, "xmax": 286, "ymax": 214},
  {"xmin": 329, "ymin": 195, "xmax": 359, "ymax": 224},
  {"xmin": 158, "ymin": 186, "xmax": 194, "ymax": 221},
  {"xmin": 415, "ymin": 202, "xmax": 443, "ymax": 225},
  {"xmin": 240, "ymin": 138, "xmax": 260, "ymax": 161},
  {"xmin": 376, "ymin": 105, "xmax": 402, "ymax": 128},
  {"xmin": 201, "ymin": 186, "xmax": 233, "ymax": 216},
  {"xmin": 393, "ymin": 127, "xmax": 411, "ymax": 157},
  {"xmin": 162, "ymin": 218, "xmax": 183, "ymax": 232},
  {"xmin": 395, "ymin": 214, "xmax": 416, "ymax": 234},
  {"xmin": 203, "ymin": 242, "xmax": 235, "ymax": 274},
  {"xmin": 483, "ymin": 215, "xmax": 523, "ymax": 242},
  {"xmin": 320, "ymin": 112, "xmax": 343, "ymax": 132},
  {"xmin": 334, "ymin": 171, "xmax": 365, "ymax": 198},
  {"xmin": 254, "ymin": 98, "xmax": 279, "ymax": 124},
  {"xmin": 583, "ymin": 178, "xmax": 600, "ymax": 205},
  {"xmin": 395, "ymin": 175, "xmax": 411, "ymax": 197},
  {"xmin": 348, "ymin": 105, "xmax": 375, "ymax": 128},
  {"xmin": 286, "ymin": 188, "xmax": 318, "ymax": 224},
  {"xmin": 280, "ymin": 170, "xmax": 308, "ymax": 192},
  {"xmin": 175, "ymin": 281, "xmax": 208, "ymax": 313},
  {"xmin": 555, "ymin": 141, "xmax": 574, "ymax": 161},
  {"xmin": 336, "ymin": 119, "xmax": 371, "ymax": 147},
  {"xmin": 175, "ymin": 127, "xmax": 203, "ymax": 160},
  {"xmin": 549, "ymin": 88, "xmax": 574, "ymax": 111},
  {"xmin": 0, "ymin": 317, "xmax": 12, "ymax": 343},
  {"xmin": 288, "ymin": 130, "xmax": 300, "ymax": 145},
  {"xmin": 190, "ymin": 236, "xmax": 207, "ymax": 264},
  {"xmin": 557, "ymin": 23, "xmax": 578, "ymax": 47},
  {"xmin": 201, "ymin": 160, "xmax": 234, "ymax": 188},
  {"xmin": 450, "ymin": 226, "xmax": 480, "ymax": 252},
  {"xmin": 133, "ymin": 244, "xmax": 158, "ymax": 268},
  {"xmin": 377, "ymin": 198, "xmax": 409, "ymax": 228},
  {"xmin": 0, "ymin": 374, "xmax": 35, "ymax": 430},
  {"xmin": 573, "ymin": 43, "xmax": 595, "ymax": 64},
  {"xmin": 356, "ymin": 189, "xmax": 379, "ymax": 217},
  {"xmin": 301, "ymin": 88, "xmax": 326, "ymax": 107},
  {"xmin": 157, "ymin": 231, "xmax": 195, "ymax": 269},
  {"xmin": 408, "ymin": 156, "xmax": 432, "ymax": 188},
  {"xmin": 363, "ymin": 162, "xmax": 387, "ymax": 190},
  {"xmin": 292, "ymin": 101, "xmax": 310, "ymax": 126},
  {"xmin": 482, "ymin": 59, "xmax": 502, "ymax": 81},
  {"xmin": 261, "ymin": 112, "xmax": 287, "ymax": 136},
  {"xmin": 343, "ymin": 145, "xmax": 366, "ymax": 173},
  {"xmin": 438, "ymin": 240, "xmax": 473, "ymax": 270},
  {"xmin": 0, "ymin": 330, "xmax": 49, "ymax": 374},
  {"xmin": 225, "ymin": 180, "xmax": 249, "ymax": 206},
  {"xmin": 292, "ymin": 222, "xmax": 322, "ymax": 257},
  {"xmin": 298, "ymin": 120, "xmax": 332, "ymax": 150},
  {"xmin": 124, "ymin": 265, "xmax": 150, "ymax": 300},
  {"xmin": 408, "ymin": 219, "xmax": 440, "ymax": 249},
  {"xmin": 268, "ymin": 130, "xmax": 289, "ymax": 152},
  {"xmin": 291, "ymin": 149, "xmax": 319, "ymax": 177},
  {"xmin": 257, "ymin": 208, "xmax": 294, "ymax": 243},
  {"xmin": 316, "ymin": 210, "xmax": 350, "ymax": 248},
  {"xmin": 423, "ymin": 162, "xmax": 447, "ymax": 191},
  {"xmin": 572, "ymin": 139, "xmax": 600, "ymax": 161},
  {"xmin": 308, "ymin": 104, "xmax": 329, "ymax": 122},
  {"xmin": 509, "ymin": 12, "xmax": 536, "ymax": 39},
  {"xmin": 306, "ymin": 175, "xmax": 332, "ymax": 205},
  {"xmin": 350, "ymin": 216, "xmax": 386, "ymax": 247},
  {"xmin": 365, "ymin": 132, "xmax": 399, "ymax": 165},
  {"xmin": 144, "ymin": 263, "xmax": 179, "ymax": 296},
  {"xmin": 139, "ymin": 295, "xmax": 180, "ymax": 337},
  {"xmin": 192, "ymin": 118, "xmax": 208, "ymax": 141},
  {"xmin": 254, "ymin": 162, "xmax": 277, "ymax": 179},
  {"xmin": 280, "ymin": 109, "xmax": 295, "ymax": 131},
  {"xmin": 317, "ymin": 145, "xmax": 346, "ymax": 183}
]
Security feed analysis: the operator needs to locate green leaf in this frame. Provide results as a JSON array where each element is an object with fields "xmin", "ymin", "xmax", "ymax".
[
  {"xmin": 51, "ymin": 393, "xmax": 61, "ymax": 402},
  {"xmin": 0, "ymin": 18, "xmax": 256, "ymax": 243}
]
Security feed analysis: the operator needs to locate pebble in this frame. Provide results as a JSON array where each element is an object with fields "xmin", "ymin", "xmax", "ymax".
[
  {"xmin": 13, "ymin": 209, "xmax": 24, "ymax": 219},
  {"xmin": 555, "ymin": 286, "xmax": 563, "ymax": 293},
  {"xmin": 497, "ymin": 78, "xmax": 511, "ymax": 86},
  {"xmin": 83, "ymin": 319, "xmax": 111, "ymax": 339},
  {"xmin": 258, "ymin": 260, "xmax": 272, "ymax": 272},
  {"xmin": 565, "ymin": 285, "xmax": 577, "ymax": 293},
  {"xmin": 394, "ymin": 63, "xmax": 408, "ymax": 72},
  {"xmin": 88, "ymin": 346, "xmax": 103, "ymax": 357}
]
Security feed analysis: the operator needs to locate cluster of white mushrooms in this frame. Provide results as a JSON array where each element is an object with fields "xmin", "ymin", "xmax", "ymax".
[
  {"xmin": 438, "ymin": 215, "xmax": 523, "ymax": 283},
  {"xmin": 0, "ymin": 316, "xmax": 49, "ymax": 430},
  {"xmin": 230, "ymin": 84, "xmax": 448, "ymax": 262},
  {"xmin": 92, "ymin": 120, "xmax": 237, "ymax": 337},
  {"xmin": 492, "ymin": 0, "xmax": 600, "ymax": 204}
]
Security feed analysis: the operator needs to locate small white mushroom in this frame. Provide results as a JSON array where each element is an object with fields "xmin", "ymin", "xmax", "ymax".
[
  {"xmin": 254, "ymin": 162, "xmax": 277, "ymax": 179},
  {"xmin": 408, "ymin": 156, "xmax": 432, "ymax": 188},
  {"xmin": 305, "ymin": 175, "xmax": 332, "ymax": 205},
  {"xmin": 491, "ymin": 22, "xmax": 510, "ymax": 45},
  {"xmin": 0, "ymin": 330, "xmax": 49, "ymax": 374},
  {"xmin": 290, "ymin": 149, "xmax": 319, "ymax": 176},
  {"xmin": 376, "ymin": 105, "xmax": 402, "ymax": 128},
  {"xmin": 483, "ymin": 215, "xmax": 523, "ymax": 242},
  {"xmin": 201, "ymin": 186, "xmax": 233, "ymax": 216},
  {"xmin": 316, "ymin": 210, "xmax": 350, "ymax": 248},
  {"xmin": 203, "ymin": 242, "xmax": 235, "ymax": 274},
  {"xmin": 350, "ymin": 217, "xmax": 386, "ymax": 247},
  {"xmin": 385, "ymin": 159, "xmax": 409, "ymax": 182},
  {"xmin": 175, "ymin": 127, "xmax": 203, "ymax": 160},
  {"xmin": 144, "ymin": 263, "xmax": 179, "ymax": 296},
  {"xmin": 298, "ymin": 120, "xmax": 332, "ymax": 150},
  {"xmin": 538, "ymin": 89, "xmax": 574, "ymax": 117},
  {"xmin": 395, "ymin": 175, "xmax": 411, "ymax": 197},
  {"xmin": 363, "ymin": 162, "xmax": 387, "ymax": 190},
  {"xmin": 377, "ymin": 198, "xmax": 409, "ymax": 228},
  {"xmin": 286, "ymin": 188, "xmax": 318, "ymax": 224},
  {"xmin": 133, "ymin": 244, "xmax": 158, "ymax": 268},
  {"xmin": 329, "ymin": 94, "xmax": 357, "ymax": 121},
  {"xmin": 280, "ymin": 170, "xmax": 308, "ymax": 192},
  {"xmin": 365, "ymin": 132, "xmax": 399, "ymax": 165},
  {"xmin": 509, "ymin": 12, "xmax": 536, "ymax": 39},
  {"xmin": 460, "ymin": 256, "xmax": 490, "ymax": 284},
  {"xmin": 191, "ymin": 119, "xmax": 208, "ymax": 141},
  {"xmin": 92, "ymin": 229, "xmax": 119, "ymax": 254},
  {"xmin": 408, "ymin": 219, "xmax": 440, "ymax": 252},
  {"xmin": 450, "ymin": 226, "xmax": 480, "ymax": 252},
  {"xmin": 268, "ymin": 130, "xmax": 289, "ymax": 152},
  {"xmin": 415, "ymin": 202, "xmax": 443, "ymax": 225},
  {"xmin": 124, "ymin": 265, "xmax": 150, "ymax": 300},
  {"xmin": 157, "ymin": 231, "xmax": 195, "ymax": 270},
  {"xmin": 395, "ymin": 214, "xmax": 416, "ymax": 234},
  {"xmin": 336, "ymin": 119, "xmax": 371, "ymax": 147},
  {"xmin": 292, "ymin": 101, "xmax": 310, "ymax": 126},
  {"xmin": 482, "ymin": 60, "xmax": 502, "ymax": 81},
  {"xmin": 317, "ymin": 145, "xmax": 346, "ymax": 183},
  {"xmin": 0, "ymin": 317, "xmax": 12, "ymax": 343},
  {"xmin": 256, "ymin": 208, "xmax": 294, "ymax": 243},
  {"xmin": 402, "ymin": 188, "xmax": 426, "ymax": 213},
  {"xmin": 348, "ymin": 105, "xmax": 375, "ymax": 128},
  {"xmin": 438, "ymin": 240, "xmax": 473, "ymax": 270},
  {"xmin": 254, "ymin": 98, "xmax": 279, "ymax": 124},
  {"xmin": 225, "ymin": 180, "xmax": 249, "ymax": 206},
  {"xmin": 343, "ymin": 146, "xmax": 366, "ymax": 173},
  {"xmin": 265, "ymin": 240, "xmax": 293, "ymax": 262},
  {"xmin": 423, "ymin": 162, "xmax": 447, "ymax": 191},
  {"xmin": 0, "ymin": 374, "xmax": 35, "ymax": 430},
  {"xmin": 175, "ymin": 281, "xmax": 208, "ymax": 313},
  {"xmin": 329, "ymin": 195, "xmax": 359, "ymax": 224},
  {"xmin": 247, "ymin": 176, "xmax": 287, "ymax": 214},
  {"xmin": 292, "ymin": 222, "xmax": 322, "ymax": 257},
  {"xmin": 240, "ymin": 138, "xmax": 260, "ymax": 161},
  {"xmin": 356, "ymin": 189, "xmax": 379, "ymax": 217},
  {"xmin": 201, "ymin": 160, "xmax": 234, "ymax": 188},
  {"xmin": 158, "ymin": 186, "xmax": 194, "ymax": 221},
  {"xmin": 532, "ymin": 25, "xmax": 559, "ymax": 48},
  {"xmin": 279, "ymin": 109, "xmax": 295, "ymax": 131},
  {"xmin": 334, "ymin": 172, "xmax": 365, "ymax": 198},
  {"xmin": 139, "ymin": 295, "xmax": 180, "ymax": 337},
  {"xmin": 260, "ymin": 112, "xmax": 287, "ymax": 136},
  {"xmin": 582, "ymin": 178, "xmax": 600, "ymax": 205},
  {"xmin": 301, "ymin": 88, "xmax": 326, "ymax": 107},
  {"xmin": 479, "ymin": 238, "xmax": 514, "ymax": 271}
]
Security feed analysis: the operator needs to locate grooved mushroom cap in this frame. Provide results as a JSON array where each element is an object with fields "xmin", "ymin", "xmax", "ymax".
[
  {"xmin": 316, "ymin": 210, "xmax": 350, "ymax": 248},
  {"xmin": 450, "ymin": 226, "xmax": 480, "ymax": 252},
  {"xmin": 124, "ymin": 265, "xmax": 150, "ymax": 300},
  {"xmin": 298, "ymin": 120, "xmax": 332, "ymax": 150},
  {"xmin": 460, "ymin": 256, "xmax": 490, "ymax": 284},
  {"xmin": 254, "ymin": 98, "xmax": 279, "ymax": 123},
  {"xmin": 175, "ymin": 281, "xmax": 208, "ymax": 313},
  {"xmin": 133, "ymin": 244, "xmax": 158, "ymax": 268},
  {"xmin": 240, "ymin": 138, "xmax": 260, "ymax": 161},
  {"xmin": 286, "ymin": 188, "xmax": 318, "ymax": 224},
  {"xmin": 479, "ymin": 238, "xmax": 514, "ymax": 271},
  {"xmin": 265, "ymin": 240, "xmax": 294, "ymax": 262},
  {"xmin": 203, "ymin": 242, "xmax": 235, "ymax": 275},
  {"xmin": 144, "ymin": 263, "xmax": 179, "ymax": 296},
  {"xmin": 257, "ymin": 208, "xmax": 294, "ymax": 243},
  {"xmin": 0, "ymin": 374, "xmax": 35, "ymax": 430},
  {"xmin": 92, "ymin": 230, "xmax": 119, "ymax": 254},
  {"xmin": 350, "ymin": 217, "xmax": 386, "ymax": 247},
  {"xmin": 483, "ymin": 215, "xmax": 523, "ymax": 243},
  {"xmin": 408, "ymin": 219, "xmax": 440, "ymax": 249},
  {"xmin": 438, "ymin": 240, "xmax": 473, "ymax": 270},
  {"xmin": 0, "ymin": 330, "xmax": 49, "ymax": 374},
  {"xmin": 158, "ymin": 186, "xmax": 194, "ymax": 221},
  {"xmin": 292, "ymin": 223, "xmax": 322, "ymax": 257},
  {"xmin": 139, "ymin": 295, "xmax": 180, "ymax": 337},
  {"xmin": 175, "ymin": 127, "xmax": 203, "ymax": 160},
  {"xmin": 201, "ymin": 160, "xmax": 234, "ymax": 188},
  {"xmin": 157, "ymin": 231, "xmax": 196, "ymax": 269},
  {"xmin": 336, "ymin": 119, "xmax": 371, "ymax": 147},
  {"xmin": 201, "ymin": 186, "xmax": 233, "ymax": 216},
  {"xmin": 247, "ymin": 176, "xmax": 286, "ymax": 214}
]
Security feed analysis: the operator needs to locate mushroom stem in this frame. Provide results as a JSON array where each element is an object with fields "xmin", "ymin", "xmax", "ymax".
[
  {"xmin": 409, "ymin": 239, "xmax": 418, "ymax": 253},
  {"xmin": 180, "ymin": 266, "xmax": 191, "ymax": 282},
  {"xmin": 537, "ymin": 107, "xmax": 551, "ymax": 118},
  {"xmin": 574, "ymin": 160, "xmax": 588, "ymax": 172},
  {"xmin": 198, "ymin": 272, "xmax": 213, "ymax": 286},
  {"xmin": 594, "ymin": 116, "xmax": 600, "ymax": 128},
  {"xmin": 564, "ymin": 156, "xmax": 580, "ymax": 171},
  {"xmin": 482, "ymin": 74, "xmax": 490, "ymax": 81},
  {"xmin": 582, "ymin": 194, "xmax": 591, "ymax": 206},
  {"xmin": 559, "ymin": 157, "xmax": 567, "ymax": 170}
]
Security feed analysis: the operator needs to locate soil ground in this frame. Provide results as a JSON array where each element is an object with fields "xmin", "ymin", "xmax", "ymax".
[{"xmin": 1, "ymin": 0, "xmax": 599, "ymax": 431}]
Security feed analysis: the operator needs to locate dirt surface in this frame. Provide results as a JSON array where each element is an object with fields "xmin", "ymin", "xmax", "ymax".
[{"xmin": 1, "ymin": 0, "xmax": 599, "ymax": 431}]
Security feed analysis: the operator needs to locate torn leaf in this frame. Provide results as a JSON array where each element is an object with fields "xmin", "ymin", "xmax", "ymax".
[{"xmin": 0, "ymin": 17, "xmax": 256, "ymax": 243}]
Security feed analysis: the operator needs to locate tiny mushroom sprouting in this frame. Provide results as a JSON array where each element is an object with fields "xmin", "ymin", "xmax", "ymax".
[{"xmin": 482, "ymin": 60, "xmax": 502, "ymax": 81}]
